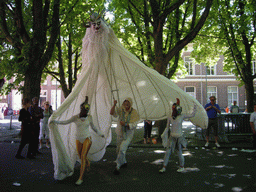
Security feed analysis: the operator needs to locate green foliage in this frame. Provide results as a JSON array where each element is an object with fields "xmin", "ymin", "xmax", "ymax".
[
  {"xmin": 189, "ymin": 0, "xmax": 256, "ymax": 111},
  {"xmin": 0, "ymin": 0, "xmax": 105, "ymax": 96},
  {"xmin": 191, "ymin": 0, "xmax": 256, "ymax": 82},
  {"xmin": 108, "ymin": 0, "xmax": 213, "ymax": 76},
  {"xmin": 45, "ymin": 0, "xmax": 105, "ymax": 96}
]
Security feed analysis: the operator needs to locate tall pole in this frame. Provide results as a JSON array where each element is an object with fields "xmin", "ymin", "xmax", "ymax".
[
  {"xmin": 205, "ymin": 64, "xmax": 208, "ymax": 104},
  {"xmin": 200, "ymin": 64, "xmax": 203, "ymax": 105},
  {"xmin": 56, "ymin": 80, "xmax": 57, "ymax": 110}
]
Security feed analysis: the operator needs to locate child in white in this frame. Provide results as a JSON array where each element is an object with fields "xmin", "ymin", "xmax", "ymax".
[
  {"xmin": 53, "ymin": 98, "xmax": 104, "ymax": 185},
  {"xmin": 160, "ymin": 99, "xmax": 197, "ymax": 173}
]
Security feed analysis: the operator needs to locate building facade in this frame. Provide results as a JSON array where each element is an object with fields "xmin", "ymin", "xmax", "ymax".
[
  {"xmin": 0, "ymin": 75, "xmax": 65, "ymax": 113},
  {"xmin": 176, "ymin": 51, "xmax": 248, "ymax": 111}
]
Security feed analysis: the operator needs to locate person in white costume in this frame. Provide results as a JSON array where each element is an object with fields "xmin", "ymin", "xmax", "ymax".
[
  {"xmin": 159, "ymin": 98, "xmax": 197, "ymax": 173},
  {"xmin": 52, "ymin": 97, "xmax": 104, "ymax": 185},
  {"xmin": 110, "ymin": 98, "xmax": 140, "ymax": 175},
  {"xmin": 48, "ymin": 11, "xmax": 207, "ymax": 181}
]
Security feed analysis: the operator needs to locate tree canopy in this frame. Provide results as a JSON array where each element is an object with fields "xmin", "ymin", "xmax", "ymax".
[
  {"xmin": 108, "ymin": 0, "xmax": 213, "ymax": 78},
  {"xmin": 190, "ymin": 0, "xmax": 256, "ymax": 112},
  {"xmin": 0, "ymin": 0, "xmax": 103, "ymax": 100}
]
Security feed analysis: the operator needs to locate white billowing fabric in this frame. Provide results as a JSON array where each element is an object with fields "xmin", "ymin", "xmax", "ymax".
[
  {"xmin": 161, "ymin": 104, "xmax": 197, "ymax": 148},
  {"xmin": 49, "ymin": 18, "xmax": 208, "ymax": 180}
]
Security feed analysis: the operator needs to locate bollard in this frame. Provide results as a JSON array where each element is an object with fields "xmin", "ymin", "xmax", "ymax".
[{"xmin": 10, "ymin": 115, "xmax": 12, "ymax": 130}]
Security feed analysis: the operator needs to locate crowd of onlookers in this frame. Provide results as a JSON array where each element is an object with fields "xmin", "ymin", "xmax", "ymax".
[{"xmin": 14, "ymin": 97, "xmax": 53, "ymax": 159}]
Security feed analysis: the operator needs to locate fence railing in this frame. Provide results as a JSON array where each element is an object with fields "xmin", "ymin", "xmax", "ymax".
[{"xmin": 195, "ymin": 113, "xmax": 253, "ymax": 143}]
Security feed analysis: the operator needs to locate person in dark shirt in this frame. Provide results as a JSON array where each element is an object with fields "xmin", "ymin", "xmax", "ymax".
[
  {"xmin": 29, "ymin": 97, "xmax": 44, "ymax": 156},
  {"xmin": 204, "ymin": 96, "xmax": 221, "ymax": 147},
  {"xmin": 15, "ymin": 98, "xmax": 35, "ymax": 159}
]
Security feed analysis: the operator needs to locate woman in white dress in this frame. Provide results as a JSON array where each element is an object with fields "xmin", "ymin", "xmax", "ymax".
[{"xmin": 52, "ymin": 97, "xmax": 104, "ymax": 185}]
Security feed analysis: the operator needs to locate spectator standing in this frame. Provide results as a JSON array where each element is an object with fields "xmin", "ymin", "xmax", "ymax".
[
  {"xmin": 230, "ymin": 101, "xmax": 239, "ymax": 113},
  {"xmin": 144, "ymin": 120, "xmax": 152, "ymax": 144},
  {"xmin": 39, "ymin": 101, "xmax": 52, "ymax": 149},
  {"xmin": 29, "ymin": 97, "xmax": 44, "ymax": 156},
  {"xmin": 15, "ymin": 98, "xmax": 35, "ymax": 159},
  {"xmin": 249, "ymin": 104, "xmax": 256, "ymax": 149},
  {"xmin": 230, "ymin": 101, "xmax": 240, "ymax": 129},
  {"xmin": 204, "ymin": 96, "xmax": 221, "ymax": 147}
]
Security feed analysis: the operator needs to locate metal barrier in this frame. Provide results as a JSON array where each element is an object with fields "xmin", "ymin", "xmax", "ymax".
[{"xmin": 195, "ymin": 113, "xmax": 253, "ymax": 143}]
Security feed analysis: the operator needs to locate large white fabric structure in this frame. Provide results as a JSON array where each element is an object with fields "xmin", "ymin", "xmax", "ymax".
[{"xmin": 49, "ymin": 17, "xmax": 208, "ymax": 180}]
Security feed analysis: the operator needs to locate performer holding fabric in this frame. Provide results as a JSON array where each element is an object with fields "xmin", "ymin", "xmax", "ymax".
[
  {"xmin": 52, "ymin": 97, "xmax": 104, "ymax": 185},
  {"xmin": 159, "ymin": 98, "xmax": 197, "ymax": 173},
  {"xmin": 110, "ymin": 98, "xmax": 140, "ymax": 175},
  {"xmin": 49, "ymin": 11, "xmax": 207, "ymax": 181}
]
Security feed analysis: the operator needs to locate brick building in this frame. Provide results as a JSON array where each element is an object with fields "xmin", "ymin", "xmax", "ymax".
[
  {"xmin": 0, "ymin": 76, "xmax": 65, "ymax": 113},
  {"xmin": 176, "ymin": 50, "xmax": 252, "ymax": 111}
]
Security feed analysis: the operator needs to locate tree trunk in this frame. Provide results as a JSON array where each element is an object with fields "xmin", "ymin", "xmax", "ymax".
[
  {"xmin": 244, "ymin": 80, "xmax": 254, "ymax": 113},
  {"xmin": 0, "ymin": 78, "xmax": 5, "ymax": 90},
  {"xmin": 57, "ymin": 34, "xmax": 69, "ymax": 98},
  {"xmin": 23, "ymin": 67, "xmax": 43, "ymax": 102}
]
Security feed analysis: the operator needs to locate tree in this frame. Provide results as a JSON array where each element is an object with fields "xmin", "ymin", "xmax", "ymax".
[
  {"xmin": 0, "ymin": 78, "xmax": 4, "ymax": 90},
  {"xmin": 108, "ymin": 0, "xmax": 213, "ymax": 78},
  {"xmin": 0, "ymin": 0, "xmax": 61, "ymax": 101},
  {"xmin": 191, "ymin": 0, "xmax": 256, "ymax": 112},
  {"xmin": 44, "ymin": 23, "xmax": 83, "ymax": 98}
]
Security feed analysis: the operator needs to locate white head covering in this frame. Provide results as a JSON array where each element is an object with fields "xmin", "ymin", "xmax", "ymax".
[{"xmin": 123, "ymin": 97, "xmax": 133, "ymax": 106}]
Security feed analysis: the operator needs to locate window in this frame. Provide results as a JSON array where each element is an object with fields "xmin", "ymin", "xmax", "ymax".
[
  {"xmin": 253, "ymin": 60, "xmax": 256, "ymax": 75},
  {"xmin": 185, "ymin": 87, "xmax": 196, "ymax": 98},
  {"xmin": 42, "ymin": 79, "xmax": 48, "ymax": 85},
  {"xmin": 40, "ymin": 90, "xmax": 47, "ymax": 106},
  {"xmin": 184, "ymin": 57, "xmax": 195, "ymax": 75},
  {"xmin": 51, "ymin": 79, "xmax": 60, "ymax": 86},
  {"xmin": 0, "ymin": 95, "xmax": 7, "ymax": 99},
  {"xmin": 206, "ymin": 65, "xmax": 216, "ymax": 75},
  {"xmin": 12, "ymin": 90, "xmax": 22, "ymax": 110},
  {"xmin": 228, "ymin": 86, "xmax": 238, "ymax": 106},
  {"xmin": 207, "ymin": 86, "xmax": 217, "ymax": 102},
  {"xmin": 51, "ymin": 90, "xmax": 61, "ymax": 110}
]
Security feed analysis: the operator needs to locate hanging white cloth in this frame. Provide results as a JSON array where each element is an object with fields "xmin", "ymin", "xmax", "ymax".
[{"xmin": 49, "ymin": 17, "xmax": 208, "ymax": 180}]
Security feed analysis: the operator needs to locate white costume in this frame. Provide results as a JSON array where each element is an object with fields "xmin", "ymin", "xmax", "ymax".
[
  {"xmin": 49, "ymin": 13, "xmax": 208, "ymax": 180},
  {"xmin": 112, "ymin": 98, "xmax": 140, "ymax": 168},
  {"xmin": 250, "ymin": 112, "xmax": 256, "ymax": 131},
  {"xmin": 161, "ymin": 104, "xmax": 197, "ymax": 168},
  {"xmin": 54, "ymin": 115, "xmax": 102, "ymax": 143}
]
